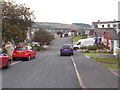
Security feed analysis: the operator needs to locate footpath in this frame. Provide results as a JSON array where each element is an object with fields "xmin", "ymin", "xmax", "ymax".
[{"xmin": 86, "ymin": 54, "xmax": 120, "ymax": 77}]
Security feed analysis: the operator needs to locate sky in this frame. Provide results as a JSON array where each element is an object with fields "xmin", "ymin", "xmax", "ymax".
[{"xmin": 7, "ymin": 0, "xmax": 120, "ymax": 24}]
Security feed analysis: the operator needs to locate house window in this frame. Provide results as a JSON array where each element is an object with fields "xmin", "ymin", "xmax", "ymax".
[
  {"xmin": 118, "ymin": 23, "xmax": 120, "ymax": 29},
  {"xmin": 118, "ymin": 41, "xmax": 120, "ymax": 48},
  {"xmin": 108, "ymin": 24, "xmax": 110, "ymax": 28},
  {"xmin": 113, "ymin": 24, "xmax": 116, "ymax": 28},
  {"xmin": 102, "ymin": 25, "xmax": 104, "ymax": 28}
]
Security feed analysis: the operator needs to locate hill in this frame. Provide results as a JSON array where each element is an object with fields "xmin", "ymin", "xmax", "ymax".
[
  {"xmin": 32, "ymin": 22, "xmax": 90, "ymax": 30},
  {"xmin": 72, "ymin": 23, "xmax": 91, "ymax": 28}
]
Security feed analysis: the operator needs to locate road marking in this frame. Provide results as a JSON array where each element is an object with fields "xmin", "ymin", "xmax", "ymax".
[
  {"xmin": 11, "ymin": 61, "xmax": 22, "ymax": 65},
  {"xmin": 71, "ymin": 56, "xmax": 86, "ymax": 89},
  {"xmin": 109, "ymin": 69, "xmax": 120, "ymax": 77},
  {"xmin": 85, "ymin": 55, "xmax": 90, "ymax": 58}
]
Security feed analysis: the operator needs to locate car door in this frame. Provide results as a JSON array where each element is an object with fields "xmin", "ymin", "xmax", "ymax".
[
  {"xmin": 28, "ymin": 47, "xmax": 35, "ymax": 58},
  {"xmin": 2, "ymin": 53, "xmax": 9, "ymax": 67}
]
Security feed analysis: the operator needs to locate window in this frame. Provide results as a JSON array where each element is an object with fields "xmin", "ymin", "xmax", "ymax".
[
  {"xmin": 108, "ymin": 24, "xmax": 110, "ymax": 27},
  {"xmin": 77, "ymin": 42, "xmax": 81, "ymax": 45},
  {"xmin": 102, "ymin": 25, "xmax": 104, "ymax": 28},
  {"xmin": 119, "ymin": 23, "xmax": 120, "ymax": 29},
  {"xmin": 116, "ymin": 41, "xmax": 120, "ymax": 48},
  {"xmin": 113, "ymin": 24, "xmax": 116, "ymax": 28},
  {"xmin": 15, "ymin": 47, "xmax": 27, "ymax": 50}
]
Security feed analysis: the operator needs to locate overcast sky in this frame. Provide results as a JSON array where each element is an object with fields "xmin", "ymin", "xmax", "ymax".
[{"xmin": 7, "ymin": 0, "xmax": 120, "ymax": 24}]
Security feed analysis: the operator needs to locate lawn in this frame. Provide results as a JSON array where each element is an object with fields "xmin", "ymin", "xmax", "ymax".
[
  {"xmin": 72, "ymin": 36, "xmax": 82, "ymax": 42},
  {"xmin": 92, "ymin": 58, "xmax": 120, "ymax": 64},
  {"xmin": 91, "ymin": 58, "xmax": 120, "ymax": 70},
  {"xmin": 101, "ymin": 63, "xmax": 119, "ymax": 70},
  {"xmin": 83, "ymin": 52, "xmax": 112, "ymax": 56}
]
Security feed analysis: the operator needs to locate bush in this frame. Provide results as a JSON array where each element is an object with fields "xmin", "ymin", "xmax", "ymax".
[
  {"xmin": 84, "ymin": 50, "xmax": 90, "ymax": 53},
  {"xmin": 32, "ymin": 45, "xmax": 41, "ymax": 51},
  {"xmin": 2, "ymin": 48, "xmax": 7, "ymax": 53},
  {"xmin": 80, "ymin": 46, "xmax": 87, "ymax": 49},
  {"xmin": 87, "ymin": 45, "xmax": 97, "ymax": 51}
]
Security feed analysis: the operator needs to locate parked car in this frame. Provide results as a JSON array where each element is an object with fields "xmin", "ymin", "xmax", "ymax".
[
  {"xmin": 0, "ymin": 48, "xmax": 11, "ymax": 69},
  {"xmin": 12, "ymin": 46, "xmax": 36, "ymax": 61},
  {"xmin": 60, "ymin": 44, "xmax": 74, "ymax": 56}
]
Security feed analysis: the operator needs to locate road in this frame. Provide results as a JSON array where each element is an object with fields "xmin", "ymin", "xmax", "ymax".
[
  {"xmin": 2, "ymin": 37, "xmax": 119, "ymax": 88},
  {"xmin": 2, "ymin": 37, "xmax": 79, "ymax": 88}
]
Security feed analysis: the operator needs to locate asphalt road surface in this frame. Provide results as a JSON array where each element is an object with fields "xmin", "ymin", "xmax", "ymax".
[
  {"xmin": 2, "ymin": 37, "xmax": 119, "ymax": 89},
  {"xmin": 2, "ymin": 37, "xmax": 79, "ymax": 88}
]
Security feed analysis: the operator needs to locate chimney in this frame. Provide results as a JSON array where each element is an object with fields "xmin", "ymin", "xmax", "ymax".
[
  {"xmin": 98, "ymin": 20, "xmax": 100, "ymax": 24},
  {"xmin": 114, "ymin": 19, "xmax": 116, "ymax": 22}
]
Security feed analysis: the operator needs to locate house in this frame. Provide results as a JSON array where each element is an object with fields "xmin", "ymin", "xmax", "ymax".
[
  {"xmin": 68, "ymin": 30, "xmax": 79, "ymax": 36},
  {"xmin": 92, "ymin": 20, "xmax": 120, "ymax": 56},
  {"xmin": 85, "ymin": 29, "xmax": 95, "ymax": 38}
]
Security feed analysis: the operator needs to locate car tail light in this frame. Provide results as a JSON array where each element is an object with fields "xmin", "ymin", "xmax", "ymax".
[
  {"xmin": 60, "ymin": 48, "xmax": 62, "ymax": 51},
  {"xmin": 69, "ymin": 48, "xmax": 72, "ymax": 49}
]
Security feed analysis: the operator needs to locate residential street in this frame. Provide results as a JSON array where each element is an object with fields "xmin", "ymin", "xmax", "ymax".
[{"xmin": 2, "ymin": 37, "xmax": 118, "ymax": 88}]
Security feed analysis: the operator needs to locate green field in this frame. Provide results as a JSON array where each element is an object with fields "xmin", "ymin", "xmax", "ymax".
[{"xmin": 72, "ymin": 36, "xmax": 82, "ymax": 42}]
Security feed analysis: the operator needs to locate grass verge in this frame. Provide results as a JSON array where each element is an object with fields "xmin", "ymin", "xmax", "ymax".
[
  {"xmin": 101, "ymin": 63, "xmax": 119, "ymax": 70},
  {"xmin": 72, "ymin": 36, "xmax": 82, "ymax": 42},
  {"xmin": 91, "ymin": 58, "xmax": 120, "ymax": 64},
  {"xmin": 83, "ymin": 52, "xmax": 112, "ymax": 56},
  {"xmin": 91, "ymin": 58, "xmax": 120, "ymax": 70}
]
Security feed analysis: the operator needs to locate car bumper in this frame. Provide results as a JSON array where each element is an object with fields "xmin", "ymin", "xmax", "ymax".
[
  {"xmin": 61, "ymin": 51, "xmax": 73, "ymax": 55},
  {"xmin": 13, "ymin": 57, "xmax": 28, "ymax": 60}
]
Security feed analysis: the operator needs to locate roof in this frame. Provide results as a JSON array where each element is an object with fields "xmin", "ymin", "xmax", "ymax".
[
  {"xmin": 94, "ymin": 28, "xmax": 118, "ymax": 40},
  {"xmin": 57, "ymin": 31, "xmax": 63, "ymax": 35}
]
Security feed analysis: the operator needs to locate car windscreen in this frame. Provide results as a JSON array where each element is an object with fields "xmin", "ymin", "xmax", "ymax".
[
  {"xmin": 0, "ymin": 53, "xmax": 4, "ymax": 56},
  {"xmin": 77, "ymin": 42, "xmax": 81, "ymax": 45},
  {"xmin": 62, "ymin": 45, "xmax": 71, "ymax": 48},
  {"xmin": 15, "ymin": 47, "xmax": 27, "ymax": 50}
]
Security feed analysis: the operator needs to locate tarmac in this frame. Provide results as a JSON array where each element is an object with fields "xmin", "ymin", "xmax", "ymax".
[{"xmin": 86, "ymin": 54, "xmax": 120, "ymax": 77}]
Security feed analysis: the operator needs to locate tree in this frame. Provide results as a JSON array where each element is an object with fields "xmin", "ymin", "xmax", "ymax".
[
  {"xmin": 2, "ymin": 1, "xmax": 35, "ymax": 45},
  {"xmin": 32, "ymin": 29, "xmax": 54, "ymax": 45}
]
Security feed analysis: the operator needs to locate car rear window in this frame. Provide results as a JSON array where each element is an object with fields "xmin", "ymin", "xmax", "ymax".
[
  {"xmin": 15, "ymin": 47, "xmax": 27, "ymax": 50},
  {"xmin": 0, "ymin": 53, "xmax": 4, "ymax": 56},
  {"xmin": 62, "ymin": 45, "xmax": 71, "ymax": 48}
]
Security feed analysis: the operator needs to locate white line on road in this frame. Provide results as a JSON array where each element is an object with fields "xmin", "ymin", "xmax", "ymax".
[
  {"xmin": 11, "ymin": 61, "xmax": 22, "ymax": 65},
  {"xmin": 109, "ymin": 69, "xmax": 120, "ymax": 77},
  {"xmin": 85, "ymin": 55, "xmax": 90, "ymax": 58},
  {"xmin": 71, "ymin": 56, "xmax": 86, "ymax": 89}
]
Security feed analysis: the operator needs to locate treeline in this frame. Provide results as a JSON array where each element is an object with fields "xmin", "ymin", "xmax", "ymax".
[{"xmin": 2, "ymin": 1, "xmax": 53, "ymax": 46}]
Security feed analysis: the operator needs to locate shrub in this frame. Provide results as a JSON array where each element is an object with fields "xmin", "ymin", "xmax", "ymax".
[
  {"xmin": 80, "ymin": 46, "xmax": 87, "ymax": 49},
  {"xmin": 87, "ymin": 45, "xmax": 97, "ymax": 51},
  {"xmin": 84, "ymin": 50, "xmax": 90, "ymax": 53},
  {"xmin": 2, "ymin": 48, "xmax": 7, "ymax": 53}
]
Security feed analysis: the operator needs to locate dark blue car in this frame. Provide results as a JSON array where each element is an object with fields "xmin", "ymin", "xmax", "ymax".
[{"xmin": 60, "ymin": 44, "xmax": 74, "ymax": 56}]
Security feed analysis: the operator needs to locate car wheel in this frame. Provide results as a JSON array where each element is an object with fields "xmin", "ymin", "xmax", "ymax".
[
  {"xmin": 71, "ymin": 53, "xmax": 74, "ymax": 55},
  {"xmin": 60, "ymin": 53, "xmax": 63, "ymax": 56},
  {"xmin": 33, "ymin": 54, "xmax": 36, "ymax": 59},
  {"xmin": 4, "ymin": 60, "xmax": 11, "ymax": 69},
  {"xmin": 12, "ymin": 58, "xmax": 16, "ymax": 61},
  {"xmin": 28, "ymin": 55, "xmax": 31, "ymax": 61}
]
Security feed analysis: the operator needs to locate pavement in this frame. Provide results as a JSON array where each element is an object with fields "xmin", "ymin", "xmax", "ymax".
[{"xmin": 2, "ymin": 37, "xmax": 119, "ymax": 89}]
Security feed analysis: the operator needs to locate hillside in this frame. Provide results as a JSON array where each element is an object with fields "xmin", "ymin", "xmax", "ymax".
[
  {"xmin": 72, "ymin": 23, "xmax": 91, "ymax": 28},
  {"xmin": 32, "ymin": 22, "xmax": 90, "ymax": 30}
]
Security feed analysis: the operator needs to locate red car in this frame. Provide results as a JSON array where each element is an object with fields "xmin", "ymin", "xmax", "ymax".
[
  {"xmin": 12, "ymin": 46, "xmax": 36, "ymax": 61},
  {"xmin": 0, "ymin": 49, "xmax": 11, "ymax": 69}
]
